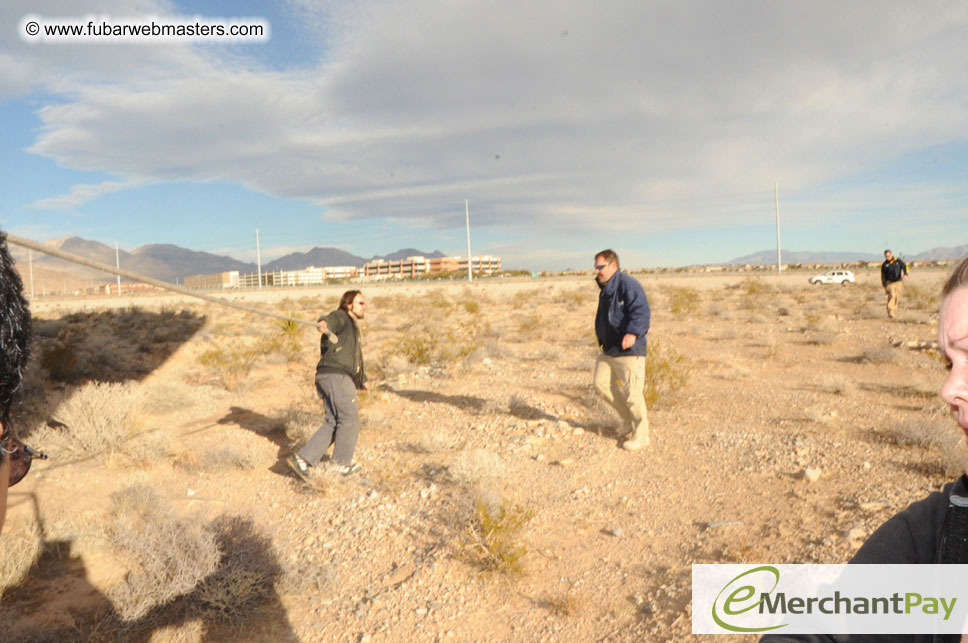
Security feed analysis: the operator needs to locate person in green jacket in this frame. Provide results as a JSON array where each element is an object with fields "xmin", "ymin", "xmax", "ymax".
[{"xmin": 288, "ymin": 290, "xmax": 369, "ymax": 479}]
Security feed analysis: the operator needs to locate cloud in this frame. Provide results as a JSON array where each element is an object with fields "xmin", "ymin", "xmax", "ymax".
[
  {"xmin": 8, "ymin": 0, "xmax": 968, "ymax": 240},
  {"xmin": 29, "ymin": 179, "xmax": 147, "ymax": 210}
]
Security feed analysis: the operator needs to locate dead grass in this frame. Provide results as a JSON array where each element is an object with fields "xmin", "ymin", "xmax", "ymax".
[
  {"xmin": 0, "ymin": 522, "xmax": 43, "ymax": 593},
  {"xmin": 643, "ymin": 339, "xmax": 689, "ymax": 408},
  {"xmin": 666, "ymin": 287, "xmax": 701, "ymax": 314}
]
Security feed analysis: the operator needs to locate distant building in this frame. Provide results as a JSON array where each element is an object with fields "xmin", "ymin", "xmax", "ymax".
[
  {"xmin": 185, "ymin": 265, "xmax": 358, "ymax": 290},
  {"xmin": 363, "ymin": 255, "xmax": 501, "ymax": 279}
]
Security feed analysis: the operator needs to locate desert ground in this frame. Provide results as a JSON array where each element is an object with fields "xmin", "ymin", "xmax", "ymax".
[{"xmin": 0, "ymin": 266, "xmax": 958, "ymax": 642}]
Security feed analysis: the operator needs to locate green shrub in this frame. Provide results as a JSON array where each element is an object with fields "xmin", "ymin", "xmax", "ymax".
[
  {"xmin": 460, "ymin": 498, "xmax": 534, "ymax": 574},
  {"xmin": 667, "ymin": 287, "xmax": 701, "ymax": 314}
]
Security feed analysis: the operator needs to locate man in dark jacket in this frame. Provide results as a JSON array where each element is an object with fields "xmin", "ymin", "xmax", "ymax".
[
  {"xmin": 593, "ymin": 249, "xmax": 652, "ymax": 450},
  {"xmin": 288, "ymin": 290, "xmax": 369, "ymax": 479},
  {"xmin": 881, "ymin": 249, "xmax": 908, "ymax": 319}
]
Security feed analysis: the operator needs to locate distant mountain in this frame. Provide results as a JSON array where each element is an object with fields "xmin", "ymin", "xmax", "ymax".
[
  {"xmin": 12, "ymin": 235, "xmax": 456, "ymax": 284},
  {"xmin": 264, "ymin": 247, "xmax": 367, "ymax": 271},
  {"xmin": 727, "ymin": 250, "xmax": 881, "ymax": 265},
  {"xmin": 729, "ymin": 245, "xmax": 968, "ymax": 265},
  {"xmin": 131, "ymin": 244, "xmax": 254, "ymax": 281},
  {"xmin": 910, "ymin": 244, "xmax": 968, "ymax": 261}
]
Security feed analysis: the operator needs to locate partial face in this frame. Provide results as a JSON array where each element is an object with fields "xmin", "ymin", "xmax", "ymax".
[
  {"xmin": 349, "ymin": 294, "xmax": 367, "ymax": 319},
  {"xmin": 594, "ymin": 255, "xmax": 618, "ymax": 284},
  {"xmin": 939, "ymin": 286, "xmax": 968, "ymax": 442},
  {"xmin": 885, "ymin": 251, "xmax": 894, "ymax": 261}
]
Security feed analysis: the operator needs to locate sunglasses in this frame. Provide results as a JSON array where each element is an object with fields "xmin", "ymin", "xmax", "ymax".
[
  {"xmin": 595, "ymin": 263, "xmax": 610, "ymax": 271},
  {"xmin": 2, "ymin": 434, "xmax": 47, "ymax": 487}
]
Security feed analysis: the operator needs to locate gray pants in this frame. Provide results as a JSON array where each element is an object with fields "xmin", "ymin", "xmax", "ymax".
[{"xmin": 298, "ymin": 372, "xmax": 360, "ymax": 466}]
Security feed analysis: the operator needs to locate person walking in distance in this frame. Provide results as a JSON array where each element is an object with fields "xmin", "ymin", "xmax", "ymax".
[
  {"xmin": 881, "ymin": 249, "xmax": 908, "ymax": 319},
  {"xmin": 592, "ymin": 249, "xmax": 652, "ymax": 450},
  {"xmin": 288, "ymin": 290, "xmax": 369, "ymax": 479}
]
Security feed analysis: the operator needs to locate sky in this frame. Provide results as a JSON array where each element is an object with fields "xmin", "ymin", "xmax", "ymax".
[{"xmin": 2, "ymin": 0, "xmax": 968, "ymax": 271}]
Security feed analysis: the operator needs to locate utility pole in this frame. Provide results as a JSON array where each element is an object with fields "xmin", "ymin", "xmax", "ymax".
[
  {"xmin": 256, "ymin": 229, "xmax": 263, "ymax": 290},
  {"xmin": 775, "ymin": 182, "xmax": 781, "ymax": 274},
  {"xmin": 465, "ymin": 199, "xmax": 472, "ymax": 283},
  {"xmin": 28, "ymin": 250, "xmax": 34, "ymax": 299},
  {"xmin": 115, "ymin": 242, "xmax": 122, "ymax": 295}
]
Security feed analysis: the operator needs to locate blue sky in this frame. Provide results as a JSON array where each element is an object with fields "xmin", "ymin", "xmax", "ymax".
[{"xmin": 3, "ymin": 0, "xmax": 968, "ymax": 271}]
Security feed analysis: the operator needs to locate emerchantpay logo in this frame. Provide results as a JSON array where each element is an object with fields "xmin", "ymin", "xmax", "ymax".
[{"xmin": 693, "ymin": 564, "xmax": 968, "ymax": 635}]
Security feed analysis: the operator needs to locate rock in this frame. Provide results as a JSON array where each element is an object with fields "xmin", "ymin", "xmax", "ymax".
[
  {"xmin": 572, "ymin": 428, "xmax": 584, "ymax": 436},
  {"xmin": 556, "ymin": 458, "xmax": 575, "ymax": 466},
  {"xmin": 847, "ymin": 528, "xmax": 866, "ymax": 541},
  {"xmin": 804, "ymin": 467, "xmax": 822, "ymax": 483},
  {"xmin": 607, "ymin": 528, "xmax": 624, "ymax": 538}
]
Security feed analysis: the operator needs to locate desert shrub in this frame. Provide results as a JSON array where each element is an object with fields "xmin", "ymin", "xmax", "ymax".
[
  {"xmin": 904, "ymin": 283, "xmax": 939, "ymax": 312},
  {"xmin": 462, "ymin": 299, "xmax": 481, "ymax": 314},
  {"xmin": 511, "ymin": 288, "xmax": 545, "ymax": 310},
  {"xmin": 543, "ymin": 592, "xmax": 582, "ymax": 616},
  {"xmin": 459, "ymin": 498, "xmax": 534, "ymax": 574},
  {"xmin": 39, "ymin": 339, "xmax": 79, "ymax": 381},
  {"xmin": 195, "ymin": 516, "xmax": 281, "ymax": 623},
  {"xmin": 553, "ymin": 288, "xmax": 590, "ymax": 306},
  {"xmin": 667, "ymin": 287, "xmax": 701, "ymax": 314},
  {"xmin": 283, "ymin": 407, "xmax": 320, "ymax": 445},
  {"xmin": 38, "ymin": 381, "xmax": 140, "ymax": 456},
  {"xmin": 643, "ymin": 339, "xmax": 689, "ymax": 408},
  {"xmin": 107, "ymin": 486, "xmax": 221, "ymax": 621},
  {"xmin": 174, "ymin": 445, "xmax": 258, "ymax": 473},
  {"xmin": 198, "ymin": 347, "xmax": 255, "ymax": 391},
  {"xmin": 0, "ymin": 523, "xmax": 42, "ymax": 593},
  {"xmin": 517, "ymin": 317, "xmax": 541, "ymax": 336},
  {"xmin": 397, "ymin": 335, "xmax": 438, "ymax": 366},
  {"xmin": 741, "ymin": 277, "xmax": 772, "ymax": 296},
  {"xmin": 451, "ymin": 449, "xmax": 506, "ymax": 483},
  {"xmin": 276, "ymin": 318, "xmax": 305, "ymax": 354},
  {"xmin": 888, "ymin": 410, "xmax": 962, "ymax": 450}
]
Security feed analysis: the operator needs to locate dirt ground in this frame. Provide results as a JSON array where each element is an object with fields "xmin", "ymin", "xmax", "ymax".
[{"xmin": 1, "ymin": 266, "xmax": 958, "ymax": 642}]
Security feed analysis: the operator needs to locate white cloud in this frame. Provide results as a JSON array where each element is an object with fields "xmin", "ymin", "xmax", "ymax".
[
  {"xmin": 29, "ymin": 179, "xmax": 147, "ymax": 209},
  {"xmin": 7, "ymin": 0, "xmax": 968, "ymax": 242}
]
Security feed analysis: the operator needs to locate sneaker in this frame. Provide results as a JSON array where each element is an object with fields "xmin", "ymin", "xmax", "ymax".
[
  {"xmin": 335, "ymin": 463, "xmax": 361, "ymax": 476},
  {"xmin": 287, "ymin": 454, "xmax": 311, "ymax": 482},
  {"xmin": 622, "ymin": 433, "xmax": 651, "ymax": 451}
]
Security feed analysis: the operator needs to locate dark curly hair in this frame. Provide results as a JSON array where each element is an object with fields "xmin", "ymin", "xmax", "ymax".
[{"xmin": 0, "ymin": 231, "xmax": 32, "ymax": 440}]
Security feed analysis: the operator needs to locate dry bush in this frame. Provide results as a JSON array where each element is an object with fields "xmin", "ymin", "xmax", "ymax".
[
  {"xmin": 643, "ymin": 339, "xmax": 689, "ymax": 408},
  {"xmin": 543, "ymin": 592, "xmax": 583, "ymax": 616},
  {"xmin": 888, "ymin": 410, "xmax": 962, "ymax": 450},
  {"xmin": 107, "ymin": 486, "xmax": 221, "ymax": 621},
  {"xmin": 741, "ymin": 277, "xmax": 773, "ymax": 296},
  {"xmin": 461, "ymin": 299, "xmax": 481, "ymax": 314},
  {"xmin": 451, "ymin": 449, "xmax": 506, "ymax": 484},
  {"xmin": 667, "ymin": 287, "xmax": 701, "ymax": 314},
  {"xmin": 197, "ymin": 346, "xmax": 255, "ymax": 391},
  {"xmin": 194, "ymin": 515, "xmax": 282, "ymax": 623},
  {"xmin": 553, "ymin": 288, "xmax": 591, "ymax": 306},
  {"xmin": 282, "ymin": 407, "xmax": 320, "ymax": 445},
  {"xmin": 821, "ymin": 374, "xmax": 855, "ymax": 396},
  {"xmin": 0, "ymin": 522, "xmax": 42, "ymax": 593},
  {"xmin": 904, "ymin": 283, "xmax": 939, "ymax": 312},
  {"xmin": 511, "ymin": 288, "xmax": 545, "ymax": 310},
  {"xmin": 123, "ymin": 430, "xmax": 176, "ymax": 467},
  {"xmin": 459, "ymin": 498, "xmax": 534, "ymax": 574},
  {"xmin": 174, "ymin": 444, "xmax": 259, "ymax": 473},
  {"xmin": 37, "ymin": 381, "xmax": 140, "ymax": 456}
]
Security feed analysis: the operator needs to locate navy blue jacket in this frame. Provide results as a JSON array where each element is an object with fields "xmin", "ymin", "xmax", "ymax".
[{"xmin": 595, "ymin": 271, "xmax": 651, "ymax": 357}]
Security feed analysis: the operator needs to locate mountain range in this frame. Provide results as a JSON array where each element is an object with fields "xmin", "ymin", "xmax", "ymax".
[
  {"xmin": 727, "ymin": 244, "xmax": 968, "ymax": 265},
  {"xmin": 13, "ymin": 236, "xmax": 447, "ymax": 284}
]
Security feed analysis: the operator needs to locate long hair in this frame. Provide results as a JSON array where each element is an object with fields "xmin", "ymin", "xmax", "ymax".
[
  {"xmin": 338, "ymin": 290, "xmax": 362, "ymax": 311},
  {"xmin": 0, "ymin": 232, "xmax": 32, "ymax": 432}
]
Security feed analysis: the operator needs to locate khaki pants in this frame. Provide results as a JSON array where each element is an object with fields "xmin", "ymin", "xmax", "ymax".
[
  {"xmin": 885, "ymin": 280, "xmax": 903, "ymax": 319},
  {"xmin": 593, "ymin": 353, "xmax": 649, "ymax": 440}
]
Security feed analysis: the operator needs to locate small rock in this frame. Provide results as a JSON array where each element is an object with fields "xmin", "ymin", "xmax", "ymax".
[
  {"xmin": 847, "ymin": 527, "xmax": 866, "ymax": 541},
  {"xmin": 607, "ymin": 528, "xmax": 624, "ymax": 538},
  {"xmin": 415, "ymin": 607, "xmax": 428, "ymax": 616},
  {"xmin": 804, "ymin": 467, "xmax": 822, "ymax": 483},
  {"xmin": 572, "ymin": 428, "xmax": 584, "ymax": 436},
  {"xmin": 556, "ymin": 458, "xmax": 575, "ymax": 466}
]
